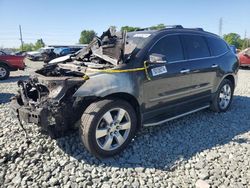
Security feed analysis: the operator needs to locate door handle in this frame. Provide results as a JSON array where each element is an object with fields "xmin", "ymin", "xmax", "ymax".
[
  {"xmin": 211, "ymin": 64, "xmax": 218, "ymax": 68},
  {"xmin": 180, "ymin": 69, "xmax": 190, "ymax": 74}
]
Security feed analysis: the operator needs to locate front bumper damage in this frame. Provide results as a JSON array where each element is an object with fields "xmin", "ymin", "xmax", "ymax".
[
  {"xmin": 11, "ymin": 75, "xmax": 85, "ymax": 137},
  {"xmin": 10, "ymin": 27, "xmax": 129, "ymax": 137}
]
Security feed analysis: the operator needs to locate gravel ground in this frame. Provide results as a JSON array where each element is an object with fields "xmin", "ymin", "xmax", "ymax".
[{"xmin": 0, "ymin": 60, "xmax": 250, "ymax": 188}]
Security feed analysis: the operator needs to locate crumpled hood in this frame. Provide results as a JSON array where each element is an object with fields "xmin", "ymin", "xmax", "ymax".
[{"xmin": 76, "ymin": 28, "xmax": 126, "ymax": 66}]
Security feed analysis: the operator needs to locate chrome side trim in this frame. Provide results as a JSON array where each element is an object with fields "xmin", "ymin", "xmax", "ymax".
[
  {"xmin": 149, "ymin": 86, "xmax": 212, "ymax": 102},
  {"xmin": 143, "ymin": 105, "xmax": 210, "ymax": 127}
]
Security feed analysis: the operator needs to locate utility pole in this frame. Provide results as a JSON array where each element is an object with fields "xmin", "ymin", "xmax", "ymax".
[
  {"xmin": 219, "ymin": 18, "xmax": 223, "ymax": 37},
  {"xmin": 19, "ymin": 25, "xmax": 24, "ymax": 50},
  {"xmin": 244, "ymin": 30, "xmax": 247, "ymax": 49}
]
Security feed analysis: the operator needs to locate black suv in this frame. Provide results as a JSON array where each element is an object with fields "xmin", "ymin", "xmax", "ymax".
[{"xmin": 11, "ymin": 26, "xmax": 239, "ymax": 158}]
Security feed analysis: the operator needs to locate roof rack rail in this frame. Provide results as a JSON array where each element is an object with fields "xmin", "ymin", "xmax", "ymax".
[
  {"xmin": 134, "ymin": 25, "xmax": 204, "ymax": 32},
  {"xmin": 165, "ymin": 25, "xmax": 184, "ymax": 29},
  {"xmin": 186, "ymin": 28, "xmax": 204, "ymax": 31},
  {"xmin": 135, "ymin": 28, "xmax": 151, "ymax": 31},
  {"xmin": 135, "ymin": 25, "xmax": 184, "ymax": 31}
]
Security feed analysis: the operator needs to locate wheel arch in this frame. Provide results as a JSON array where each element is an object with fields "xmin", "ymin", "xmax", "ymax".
[
  {"xmin": 224, "ymin": 74, "xmax": 235, "ymax": 88},
  {"xmin": 103, "ymin": 92, "xmax": 142, "ymax": 130},
  {"xmin": 77, "ymin": 92, "xmax": 142, "ymax": 130},
  {"xmin": 215, "ymin": 73, "xmax": 236, "ymax": 92},
  {"xmin": 0, "ymin": 61, "xmax": 11, "ymax": 68}
]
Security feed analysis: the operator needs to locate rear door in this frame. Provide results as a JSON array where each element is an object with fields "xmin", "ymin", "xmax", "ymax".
[
  {"xmin": 205, "ymin": 36, "xmax": 231, "ymax": 90},
  {"xmin": 181, "ymin": 34, "xmax": 216, "ymax": 103}
]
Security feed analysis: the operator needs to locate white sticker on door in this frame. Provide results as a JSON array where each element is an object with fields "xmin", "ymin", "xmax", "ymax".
[{"xmin": 151, "ymin": 66, "xmax": 167, "ymax": 76}]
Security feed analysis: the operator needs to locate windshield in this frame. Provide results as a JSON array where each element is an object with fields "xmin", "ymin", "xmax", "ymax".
[
  {"xmin": 38, "ymin": 48, "xmax": 44, "ymax": 53},
  {"xmin": 53, "ymin": 48, "xmax": 62, "ymax": 54},
  {"xmin": 126, "ymin": 32, "xmax": 152, "ymax": 49},
  {"xmin": 75, "ymin": 29, "xmax": 155, "ymax": 65},
  {"xmin": 124, "ymin": 32, "xmax": 153, "ymax": 57}
]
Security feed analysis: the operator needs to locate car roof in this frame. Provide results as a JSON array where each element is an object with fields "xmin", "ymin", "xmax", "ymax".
[
  {"xmin": 41, "ymin": 47, "xmax": 54, "ymax": 50},
  {"xmin": 128, "ymin": 26, "xmax": 220, "ymax": 39}
]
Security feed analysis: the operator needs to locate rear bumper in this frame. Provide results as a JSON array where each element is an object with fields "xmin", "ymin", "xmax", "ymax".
[{"xmin": 240, "ymin": 63, "xmax": 250, "ymax": 67}]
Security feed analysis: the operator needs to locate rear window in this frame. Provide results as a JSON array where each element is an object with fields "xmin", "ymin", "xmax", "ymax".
[
  {"xmin": 206, "ymin": 37, "xmax": 229, "ymax": 56},
  {"xmin": 182, "ymin": 35, "xmax": 210, "ymax": 59}
]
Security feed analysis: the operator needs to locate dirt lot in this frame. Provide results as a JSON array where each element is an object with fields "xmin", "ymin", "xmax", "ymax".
[{"xmin": 0, "ymin": 59, "xmax": 250, "ymax": 188}]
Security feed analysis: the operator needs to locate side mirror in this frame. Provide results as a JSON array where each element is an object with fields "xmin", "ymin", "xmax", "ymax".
[{"xmin": 149, "ymin": 53, "xmax": 167, "ymax": 64}]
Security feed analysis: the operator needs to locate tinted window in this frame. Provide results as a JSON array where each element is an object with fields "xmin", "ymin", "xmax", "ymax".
[
  {"xmin": 61, "ymin": 49, "xmax": 70, "ymax": 55},
  {"xmin": 150, "ymin": 35, "xmax": 184, "ymax": 62},
  {"xmin": 206, "ymin": 37, "xmax": 229, "ymax": 56},
  {"xmin": 182, "ymin": 35, "xmax": 210, "ymax": 59}
]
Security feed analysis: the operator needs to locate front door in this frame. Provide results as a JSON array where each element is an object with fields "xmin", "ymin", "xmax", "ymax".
[{"xmin": 142, "ymin": 35, "xmax": 195, "ymax": 123}]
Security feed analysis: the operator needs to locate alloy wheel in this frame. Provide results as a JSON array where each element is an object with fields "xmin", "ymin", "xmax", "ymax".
[
  {"xmin": 0, "ymin": 67, "xmax": 7, "ymax": 78},
  {"xmin": 95, "ymin": 108, "xmax": 131, "ymax": 151},
  {"xmin": 219, "ymin": 84, "xmax": 231, "ymax": 109}
]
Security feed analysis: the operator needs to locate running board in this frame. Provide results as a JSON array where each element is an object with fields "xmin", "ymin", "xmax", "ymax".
[{"xmin": 143, "ymin": 105, "xmax": 210, "ymax": 127}]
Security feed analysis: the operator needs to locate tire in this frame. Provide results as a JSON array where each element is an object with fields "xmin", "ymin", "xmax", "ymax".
[
  {"xmin": 210, "ymin": 79, "xmax": 234, "ymax": 112},
  {"xmin": 80, "ymin": 99, "xmax": 137, "ymax": 158},
  {"xmin": 0, "ymin": 64, "xmax": 10, "ymax": 80}
]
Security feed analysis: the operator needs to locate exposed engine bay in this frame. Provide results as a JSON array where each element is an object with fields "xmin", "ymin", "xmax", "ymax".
[
  {"xmin": 37, "ymin": 27, "xmax": 130, "ymax": 77},
  {"xmin": 10, "ymin": 27, "xmax": 142, "ymax": 137}
]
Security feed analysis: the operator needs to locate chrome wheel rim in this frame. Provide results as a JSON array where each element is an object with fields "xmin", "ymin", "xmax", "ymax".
[
  {"xmin": 0, "ymin": 67, "xmax": 7, "ymax": 78},
  {"xmin": 219, "ymin": 84, "xmax": 231, "ymax": 109},
  {"xmin": 95, "ymin": 108, "xmax": 131, "ymax": 151}
]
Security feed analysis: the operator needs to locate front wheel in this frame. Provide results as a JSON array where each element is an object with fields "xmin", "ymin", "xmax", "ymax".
[
  {"xmin": 80, "ymin": 99, "xmax": 137, "ymax": 158},
  {"xmin": 210, "ymin": 79, "xmax": 234, "ymax": 112},
  {"xmin": 0, "ymin": 64, "xmax": 10, "ymax": 80}
]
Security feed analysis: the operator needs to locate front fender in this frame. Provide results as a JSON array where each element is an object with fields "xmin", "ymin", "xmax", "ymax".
[{"xmin": 73, "ymin": 73, "xmax": 136, "ymax": 98}]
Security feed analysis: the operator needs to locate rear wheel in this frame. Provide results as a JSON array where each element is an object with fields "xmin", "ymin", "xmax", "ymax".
[
  {"xmin": 0, "ymin": 64, "xmax": 10, "ymax": 80},
  {"xmin": 80, "ymin": 99, "xmax": 137, "ymax": 158},
  {"xmin": 210, "ymin": 79, "xmax": 234, "ymax": 112}
]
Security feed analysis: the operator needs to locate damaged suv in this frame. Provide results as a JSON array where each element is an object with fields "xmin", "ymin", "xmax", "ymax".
[{"xmin": 11, "ymin": 26, "xmax": 239, "ymax": 158}]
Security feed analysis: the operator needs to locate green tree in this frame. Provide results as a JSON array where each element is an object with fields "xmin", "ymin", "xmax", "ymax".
[
  {"xmin": 242, "ymin": 38, "xmax": 250, "ymax": 49},
  {"xmin": 120, "ymin": 26, "xmax": 141, "ymax": 32},
  {"xmin": 150, "ymin": 23, "xmax": 166, "ymax": 30},
  {"xmin": 21, "ymin": 43, "xmax": 35, "ymax": 51},
  {"xmin": 121, "ymin": 24, "xmax": 166, "ymax": 32},
  {"xmin": 79, "ymin": 30, "xmax": 96, "ymax": 44},
  {"xmin": 34, "ymin": 39, "xmax": 45, "ymax": 50},
  {"xmin": 223, "ymin": 33, "xmax": 243, "ymax": 49}
]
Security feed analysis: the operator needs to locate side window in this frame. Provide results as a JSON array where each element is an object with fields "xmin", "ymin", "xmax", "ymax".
[
  {"xmin": 206, "ymin": 37, "xmax": 229, "ymax": 56},
  {"xmin": 182, "ymin": 35, "xmax": 210, "ymax": 59},
  {"xmin": 150, "ymin": 35, "xmax": 184, "ymax": 62}
]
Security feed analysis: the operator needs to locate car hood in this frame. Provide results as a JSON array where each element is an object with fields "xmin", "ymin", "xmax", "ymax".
[
  {"xmin": 49, "ymin": 55, "xmax": 71, "ymax": 64},
  {"xmin": 27, "ymin": 51, "xmax": 40, "ymax": 55}
]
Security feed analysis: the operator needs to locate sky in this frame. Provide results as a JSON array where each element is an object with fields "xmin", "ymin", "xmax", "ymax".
[{"xmin": 0, "ymin": 0, "xmax": 249, "ymax": 48}]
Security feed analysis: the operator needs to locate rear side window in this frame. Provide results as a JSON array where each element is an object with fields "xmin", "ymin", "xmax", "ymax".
[
  {"xmin": 150, "ymin": 35, "xmax": 184, "ymax": 62},
  {"xmin": 182, "ymin": 35, "xmax": 210, "ymax": 59},
  {"xmin": 206, "ymin": 37, "xmax": 229, "ymax": 56}
]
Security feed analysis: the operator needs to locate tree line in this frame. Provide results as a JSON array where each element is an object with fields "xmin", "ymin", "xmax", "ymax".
[
  {"xmin": 20, "ymin": 39, "xmax": 45, "ymax": 51},
  {"xmin": 18, "ymin": 25, "xmax": 250, "ymax": 51},
  {"xmin": 223, "ymin": 33, "xmax": 250, "ymax": 49},
  {"xmin": 78, "ymin": 24, "xmax": 166, "ymax": 44},
  {"xmin": 79, "ymin": 26, "xmax": 250, "ymax": 50}
]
